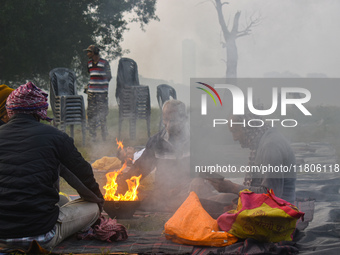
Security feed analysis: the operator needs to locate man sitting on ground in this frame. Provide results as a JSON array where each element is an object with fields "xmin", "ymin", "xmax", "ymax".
[
  {"xmin": 208, "ymin": 113, "xmax": 297, "ymax": 204},
  {"xmin": 0, "ymin": 82, "xmax": 104, "ymax": 251}
]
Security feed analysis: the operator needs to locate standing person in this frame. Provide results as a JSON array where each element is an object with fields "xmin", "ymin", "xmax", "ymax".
[
  {"xmin": 0, "ymin": 84, "xmax": 14, "ymax": 126},
  {"xmin": 84, "ymin": 44, "xmax": 112, "ymax": 142},
  {"xmin": 0, "ymin": 82, "xmax": 104, "ymax": 251}
]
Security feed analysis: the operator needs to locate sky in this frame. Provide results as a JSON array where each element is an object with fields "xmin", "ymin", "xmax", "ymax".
[{"xmin": 112, "ymin": 0, "xmax": 340, "ymax": 85}]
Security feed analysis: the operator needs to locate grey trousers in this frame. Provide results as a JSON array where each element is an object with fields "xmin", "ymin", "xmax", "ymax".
[{"xmin": 43, "ymin": 198, "xmax": 100, "ymax": 250}]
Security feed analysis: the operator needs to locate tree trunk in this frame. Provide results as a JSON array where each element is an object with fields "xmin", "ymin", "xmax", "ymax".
[
  {"xmin": 226, "ymin": 37, "xmax": 238, "ymax": 78},
  {"xmin": 215, "ymin": 0, "xmax": 240, "ymax": 78}
]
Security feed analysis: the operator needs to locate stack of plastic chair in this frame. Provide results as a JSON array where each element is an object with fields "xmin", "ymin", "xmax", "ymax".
[
  {"xmin": 49, "ymin": 67, "xmax": 86, "ymax": 145},
  {"xmin": 116, "ymin": 58, "xmax": 151, "ymax": 140},
  {"xmin": 157, "ymin": 84, "xmax": 177, "ymax": 130}
]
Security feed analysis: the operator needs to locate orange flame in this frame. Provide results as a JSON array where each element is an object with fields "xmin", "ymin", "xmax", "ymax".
[
  {"xmin": 103, "ymin": 139, "xmax": 141, "ymax": 201},
  {"xmin": 116, "ymin": 138, "xmax": 124, "ymax": 150},
  {"xmin": 103, "ymin": 162, "xmax": 142, "ymax": 201}
]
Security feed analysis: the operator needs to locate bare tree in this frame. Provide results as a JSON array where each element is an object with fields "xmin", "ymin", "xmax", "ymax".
[{"xmin": 214, "ymin": 0, "xmax": 260, "ymax": 78}]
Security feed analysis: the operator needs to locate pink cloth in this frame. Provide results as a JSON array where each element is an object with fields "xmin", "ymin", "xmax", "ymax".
[{"xmin": 77, "ymin": 215, "xmax": 128, "ymax": 242}]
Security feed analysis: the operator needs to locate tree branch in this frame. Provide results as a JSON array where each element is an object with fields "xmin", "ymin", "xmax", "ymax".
[
  {"xmin": 231, "ymin": 11, "xmax": 241, "ymax": 36},
  {"xmin": 215, "ymin": 0, "xmax": 230, "ymax": 39},
  {"xmin": 195, "ymin": 0, "xmax": 214, "ymax": 8},
  {"xmin": 237, "ymin": 13, "xmax": 261, "ymax": 38}
]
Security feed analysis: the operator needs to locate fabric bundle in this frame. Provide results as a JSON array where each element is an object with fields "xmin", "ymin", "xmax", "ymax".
[
  {"xmin": 164, "ymin": 191, "xmax": 238, "ymax": 247},
  {"xmin": 217, "ymin": 189, "xmax": 305, "ymax": 243},
  {"xmin": 77, "ymin": 215, "xmax": 128, "ymax": 242}
]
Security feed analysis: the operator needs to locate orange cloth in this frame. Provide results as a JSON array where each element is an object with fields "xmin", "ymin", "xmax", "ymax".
[{"xmin": 164, "ymin": 191, "xmax": 238, "ymax": 247}]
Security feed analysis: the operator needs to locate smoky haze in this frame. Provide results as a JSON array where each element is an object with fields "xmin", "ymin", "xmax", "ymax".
[
  {"xmin": 106, "ymin": 0, "xmax": 340, "ymax": 108},
  {"xmin": 82, "ymin": 1, "xmax": 340, "ymax": 215}
]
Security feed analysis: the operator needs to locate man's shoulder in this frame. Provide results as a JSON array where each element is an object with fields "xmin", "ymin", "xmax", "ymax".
[
  {"xmin": 34, "ymin": 121, "xmax": 69, "ymax": 139},
  {"xmin": 3, "ymin": 116, "xmax": 67, "ymax": 141},
  {"xmin": 262, "ymin": 128, "xmax": 286, "ymax": 143},
  {"xmin": 99, "ymin": 58, "xmax": 110, "ymax": 64},
  {"xmin": 146, "ymin": 130, "xmax": 165, "ymax": 146}
]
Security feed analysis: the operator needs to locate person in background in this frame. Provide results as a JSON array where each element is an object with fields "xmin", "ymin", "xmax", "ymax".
[
  {"xmin": 0, "ymin": 84, "xmax": 14, "ymax": 126},
  {"xmin": 84, "ymin": 44, "xmax": 112, "ymax": 142},
  {"xmin": 208, "ymin": 113, "xmax": 297, "ymax": 204},
  {"xmin": 0, "ymin": 82, "xmax": 104, "ymax": 251},
  {"xmin": 119, "ymin": 99, "xmax": 191, "ymax": 211}
]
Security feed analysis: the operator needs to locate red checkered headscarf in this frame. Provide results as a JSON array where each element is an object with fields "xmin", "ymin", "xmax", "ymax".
[{"xmin": 6, "ymin": 81, "xmax": 52, "ymax": 122}]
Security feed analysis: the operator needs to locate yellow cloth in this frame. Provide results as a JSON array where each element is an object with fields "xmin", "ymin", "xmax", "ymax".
[
  {"xmin": 217, "ymin": 189, "xmax": 304, "ymax": 242},
  {"xmin": 92, "ymin": 156, "xmax": 121, "ymax": 171},
  {"xmin": 0, "ymin": 84, "xmax": 14, "ymax": 118}
]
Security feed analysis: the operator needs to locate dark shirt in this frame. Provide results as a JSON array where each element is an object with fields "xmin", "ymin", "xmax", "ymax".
[{"xmin": 0, "ymin": 114, "xmax": 103, "ymax": 238}]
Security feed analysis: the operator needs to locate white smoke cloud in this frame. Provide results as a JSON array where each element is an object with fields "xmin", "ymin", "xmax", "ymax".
[{"xmin": 118, "ymin": 0, "xmax": 340, "ymax": 81}]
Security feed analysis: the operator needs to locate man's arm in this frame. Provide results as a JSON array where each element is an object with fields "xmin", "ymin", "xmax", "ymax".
[
  {"xmin": 59, "ymin": 164, "xmax": 104, "ymax": 204},
  {"xmin": 116, "ymin": 139, "xmax": 157, "ymax": 194},
  {"xmin": 208, "ymin": 175, "xmax": 283, "ymax": 195},
  {"xmin": 58, "ymin": 134, "xmax": 104, "ymax": 207},
  {"xmin": 105, "ymin": 60, "xmax": 112, "ymax": 81},
  {"xmin": 124, "ymin": 138, "xmax": 157, "ymax": 180},
  {"xmin": 209, "ymin": 145, "xmax": 285, "ymax": 196}
]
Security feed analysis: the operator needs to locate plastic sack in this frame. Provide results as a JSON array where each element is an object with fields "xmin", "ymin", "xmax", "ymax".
[
  {"xmin": 164, "ymin": 191, "xmax": 238, "ymax": 247},
  {"xmin": 217, "ymin": 189, "xmax": 305, "ymax": 243}
]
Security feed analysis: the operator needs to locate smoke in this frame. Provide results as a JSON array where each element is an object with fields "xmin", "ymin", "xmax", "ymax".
[
  {"xmin": 85, "ymin": 0, "xmax": 340, "ymax": 213},
  {"xmin": 117, "ymin": 0, "xmax": 340, "ymax": 108}
]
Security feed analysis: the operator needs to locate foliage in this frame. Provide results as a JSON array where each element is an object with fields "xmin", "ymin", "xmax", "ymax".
[{"xmin": 0, "ymin": 0, "xmax": 158, "ymax": 89}]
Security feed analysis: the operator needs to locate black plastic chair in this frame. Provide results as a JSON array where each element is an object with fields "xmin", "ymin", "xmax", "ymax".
[
  {"xmin": 157, "ymin": 84, "xmax": 177, "ymax": 130},
  {"xmin": 49, "ymin": 68, "xmax": 86, "ymax": 145},
  {"xmin": 115, "ymin": 58, "xmax": 151, "ymax": 140}
]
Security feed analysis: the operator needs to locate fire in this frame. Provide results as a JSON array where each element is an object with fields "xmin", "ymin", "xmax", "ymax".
[
  {"xmin": 103, "ymin": 162, "xmax": 142, "ymax": 201},
  {"xmin": 103, "ymin": 140, "xmax": 142, "ymax": 201},
  {"xmin": 116, "ymin": 138, "xmax": 124, "ymax": 150}
]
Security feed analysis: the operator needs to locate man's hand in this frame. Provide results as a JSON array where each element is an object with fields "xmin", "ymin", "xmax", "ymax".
[{"xmin": 207, "ymin": 178, "xmax": 239, "ymax": 194}]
